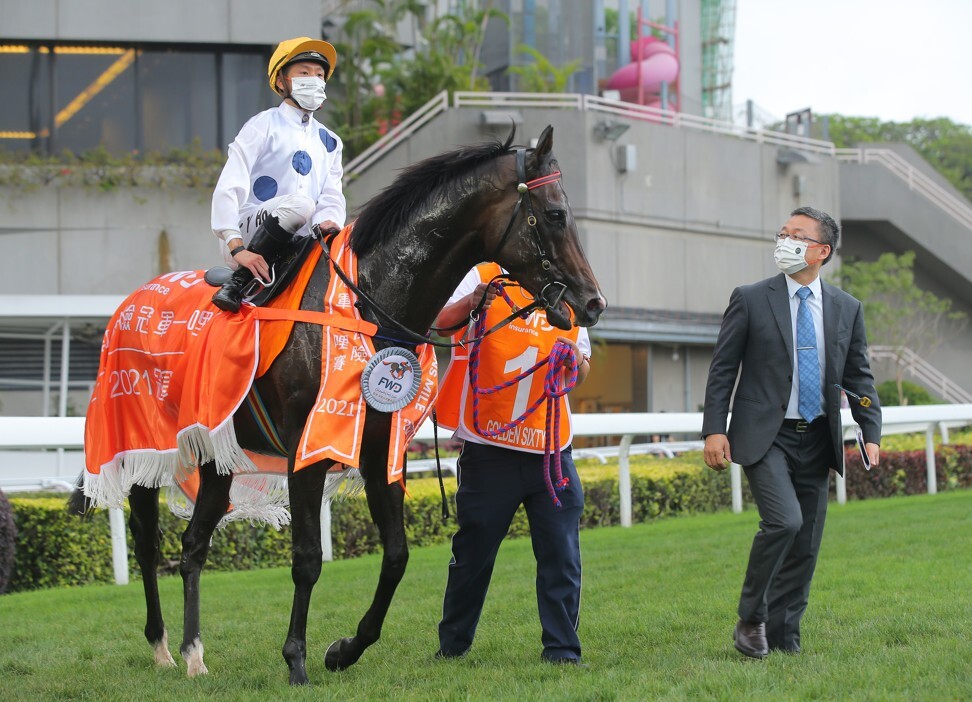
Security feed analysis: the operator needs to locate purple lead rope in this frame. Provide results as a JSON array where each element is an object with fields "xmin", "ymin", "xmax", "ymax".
[{"xmin": 468, "ymin": 287, "xmax": 579, "ymax": 506}]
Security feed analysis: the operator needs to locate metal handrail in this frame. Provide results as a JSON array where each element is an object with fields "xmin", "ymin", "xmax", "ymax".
[
  {"xmin": 836, "ymin": 148, "xmax": 972, "ymax": 230},
  {"xmin": 344, "ymin": 90, "xmax": 450, "ymax": 178},
  {"xmin": 582, "ymin": 94, "xmax": 838, "ymax": 154},
  {"xmin": 870, "ymin": 345, "xmax": 972, "ymax": 404},
  {"xmin": 345, "ymin": 91, "xmax": 843, "ymax": 181}
]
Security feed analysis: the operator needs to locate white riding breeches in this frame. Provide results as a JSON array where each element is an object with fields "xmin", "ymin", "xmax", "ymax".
[{"xmin": 221, "ymin": 193, "xmax": 316, "ymax": 266}]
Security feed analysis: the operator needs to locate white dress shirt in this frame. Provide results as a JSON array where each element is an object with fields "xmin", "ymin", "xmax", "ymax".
[
  {"xmin": 784, "ymin": 274, "xmax": 826, "ymax": 419},
  {"xmin": 211, "ymin": 102, "xmax": 346, "ymax": 241}
]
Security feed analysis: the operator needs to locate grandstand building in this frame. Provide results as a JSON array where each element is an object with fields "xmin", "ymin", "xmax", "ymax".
[{"xmin": 1, "ymin": 0, "xmax": 970, "ymax": 419}]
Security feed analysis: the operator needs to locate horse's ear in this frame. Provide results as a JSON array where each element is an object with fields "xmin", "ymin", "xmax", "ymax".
[{"xmin": 530, "ymin": 125, "xmax": 554, "ymax": 169}]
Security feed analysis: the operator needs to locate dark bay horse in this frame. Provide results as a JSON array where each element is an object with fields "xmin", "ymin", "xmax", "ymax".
[{"xmin": 77, "ymin": 125, "xmax": 605, "ymax": 685}]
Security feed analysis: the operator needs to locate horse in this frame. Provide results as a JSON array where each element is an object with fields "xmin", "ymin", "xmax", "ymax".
[{"xmin": 73, "ymin": 124, "xmax": 605, "ymax": 685}]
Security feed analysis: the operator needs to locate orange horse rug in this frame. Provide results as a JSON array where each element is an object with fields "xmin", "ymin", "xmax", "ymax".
[{"xmin": 84, "ymin": 228, "xmax": 437, "ymax": 526}]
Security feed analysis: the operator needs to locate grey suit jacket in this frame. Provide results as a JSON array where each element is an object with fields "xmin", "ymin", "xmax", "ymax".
[{"xmin": 701, "ymin": 273, "xmax": 882, "ymax": 474}]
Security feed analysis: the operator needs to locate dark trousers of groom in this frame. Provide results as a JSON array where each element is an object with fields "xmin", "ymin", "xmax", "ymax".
[{"xmin": 739, "ymin": 419, "xmax": 832, "ymax": 651}]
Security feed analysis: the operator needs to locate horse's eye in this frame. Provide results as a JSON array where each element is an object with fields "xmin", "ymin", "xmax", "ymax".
[{"xmin": 545, "ymin": 209, "xmax": 566, "ymax": 225}]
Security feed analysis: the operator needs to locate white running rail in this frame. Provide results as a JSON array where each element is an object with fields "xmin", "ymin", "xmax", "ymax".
[
  {"xmin": 4, "ymin": 406, "xmax": 971, "ymax": 584},
  {"xmin": 870, "ymin": 345, "xmax": 972, "ymax": 404},
  {"xmin": 836, "ymin": 148, "xmax": 972, "ymax": 230}
]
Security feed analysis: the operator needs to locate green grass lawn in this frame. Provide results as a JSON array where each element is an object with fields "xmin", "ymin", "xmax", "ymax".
[{"xmin": 2, "ymin": 490, "xmax": 970, "ymax": 701}]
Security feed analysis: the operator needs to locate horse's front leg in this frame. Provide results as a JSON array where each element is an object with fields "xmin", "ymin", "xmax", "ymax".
[
  {"xmin": 127, "ymin": 484, "xmax": 176, "ymax": 667},
  {"xmin": 282, "ymin": 461, "xmax": 329, "ymax": 686},
  {"xmin": 179, "ymin": 461, "xmax": 232, "ymax": 677},
  {"xmin": 325, "ymin": 452, "xmax": 408, "ymax": 672}
]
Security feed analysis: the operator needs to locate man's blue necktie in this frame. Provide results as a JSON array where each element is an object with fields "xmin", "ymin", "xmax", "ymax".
[{"xmin": 796, "ymin": 286, "xmax": 821, "ymax": 421}]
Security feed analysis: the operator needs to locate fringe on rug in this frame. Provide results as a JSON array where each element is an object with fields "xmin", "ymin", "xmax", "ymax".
[
  {"xmin": 86, "ymin": 421, "xmax": 259, "ymax": 510},
  {"xmin": 322, "ymin": 467, "xmax": 365, "ymax": 503},
  {"xmin": 166, "ymin": 473, "xmax": 291, "ymax": 530},
  {"xmin": 84, "ymin": 449, "xmax": 183, "ymax": 509}
]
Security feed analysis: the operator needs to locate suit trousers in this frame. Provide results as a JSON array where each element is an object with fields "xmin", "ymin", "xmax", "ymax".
[
  {"xmin": 738, "ymin": 420, "xmax": 832, "ymax": 651},
  {"xmin": 438, "ymin": 441, "xmax": 584, "ymax": 661}
]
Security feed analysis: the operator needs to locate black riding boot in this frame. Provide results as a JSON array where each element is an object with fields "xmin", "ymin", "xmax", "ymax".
[{"xmin": 212, "ymin": 215, "xmax": 294, "ymax": 313}]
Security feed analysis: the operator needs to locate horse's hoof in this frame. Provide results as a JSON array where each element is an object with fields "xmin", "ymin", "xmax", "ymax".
[
  {"xmin": 154, "ymin": 645, "xmax": 177, "ymax": 668},
  {"xmin": 289, "ymin": 668, "xmax": 310, "ymax": 686},
  {"xmin": 182, "ymin": 639, "xmax": 208, "ymax": 677},
  {"xmin": 152, "ymin": 631, "xmax": 177, "ymax": 667},
  {"xmin": 324, "ymin": 638, "xmax": 354, "ymax": 672}
]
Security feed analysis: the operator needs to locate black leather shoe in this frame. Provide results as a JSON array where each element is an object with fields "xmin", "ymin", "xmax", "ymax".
[
  {"xmin": 434, "ymin": 648, "xmax": 467, "ymax": 660},
  {"xmin": 734, "ymin": 620, "xmax": 769, "ymax": 659},
  {"xmin": 542, "ymin": 655, "xmax": 588, "ymax": 668},
  {"xmin": 211, "ymin": 268, "xmax": 254, "ymax": 313}
]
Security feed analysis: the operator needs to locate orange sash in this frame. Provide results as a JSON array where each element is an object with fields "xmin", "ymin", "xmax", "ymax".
[
  {"xmin": 295, "ymin": 226, "xmax": 438, "ymax": 485},
  {"xmin": 436, "ymin": 263, "xmax": 578, "ymax": 453}
]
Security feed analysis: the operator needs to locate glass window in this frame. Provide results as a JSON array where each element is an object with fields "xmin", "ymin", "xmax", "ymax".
[
  {"xmin": 0, "ymin": 46, "xmax": 52, "ymax": 154},
  {"xmin": 220, "ymin": 52, "xmax": 275, "ymax": 149},
  {"xmin": 138, "ymin": 50, "xmax": 218, "ymax": 152},
  {"xmin": 0, "ymin": 43, "xmax": 274, "ymax": 156},
  {"xmin": 54, "ymin": 47, "xmax": 137, "ymax": 153}
]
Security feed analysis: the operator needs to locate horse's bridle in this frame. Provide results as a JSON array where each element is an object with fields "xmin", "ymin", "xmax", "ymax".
[
  {"xmin": 316, "ymin": 147, "xmax": 570, "ymax": 348},
  {"xmin": 489, "ymin": 147, "xmax": 567, "ymax": 314}
]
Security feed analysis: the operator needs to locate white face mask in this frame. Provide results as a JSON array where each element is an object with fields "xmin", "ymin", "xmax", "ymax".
[
  {"xmin": 774, "ymin": 237, "xmax": 810, "ymax": 275},
  {"xmin": 289, "ymin": 76, "xmax": 327, "ymax": 111}
]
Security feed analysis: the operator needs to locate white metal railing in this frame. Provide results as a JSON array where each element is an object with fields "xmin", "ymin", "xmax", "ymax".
[
  {"xmin": 347, "ymin": 90, "xmax": 841, "ymax": 182},
  {"xmin": 580, "ymin": 94, "xmax": 838, "ymax": 154},
  {"xmin": 3, "ymin": 406, "xmax": 970, "ymax": 584},
  {"xmin": 869, "ymin": 345, "xmax": 972, "ymax": 404},
  {"xmin": 453, "ymin": 90, "xmax": 584, "ymax": 110},
  {"xmin": 836, "ymin": 147, "xmax": 972, "ymax": 230},
  {"xmin": 344, "ymin": 90, "xmax": 450, "ymax": 178}
]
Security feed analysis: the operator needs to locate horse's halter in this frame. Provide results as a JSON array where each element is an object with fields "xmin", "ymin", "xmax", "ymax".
[{"xmin": 490, "ymin": 147, "xmax": 567, "ymax": 314}]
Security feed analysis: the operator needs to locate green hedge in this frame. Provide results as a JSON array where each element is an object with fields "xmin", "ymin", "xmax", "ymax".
[{"xmin": 5, "ymin": 443, "xmax": 971, "ymax": 594}]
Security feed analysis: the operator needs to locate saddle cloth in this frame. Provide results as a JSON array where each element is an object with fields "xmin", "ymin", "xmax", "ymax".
[{"xmin": 83, "ymin": 225, "xmax": 437, "ymax": 525}]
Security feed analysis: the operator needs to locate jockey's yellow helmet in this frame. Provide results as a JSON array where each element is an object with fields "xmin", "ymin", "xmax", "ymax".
[{"xmin": 268, "ymin": 37, "xmax": 338, "ymax": 95}]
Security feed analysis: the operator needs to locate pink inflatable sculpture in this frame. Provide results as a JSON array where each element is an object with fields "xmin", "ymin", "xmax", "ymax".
[{"xmin": 605, "ymin": 36, "xmax": 679, "ymax": 107}]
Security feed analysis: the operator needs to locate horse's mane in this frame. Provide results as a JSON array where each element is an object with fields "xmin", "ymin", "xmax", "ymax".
[{"xmin": 349, "ymin": 129, "xmax": 518, "ymax": 256}]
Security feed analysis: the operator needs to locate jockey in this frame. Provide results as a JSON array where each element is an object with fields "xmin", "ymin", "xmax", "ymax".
[{"xmin": 211, "ymin": 37, "xmax": 347, "ymax": 313}]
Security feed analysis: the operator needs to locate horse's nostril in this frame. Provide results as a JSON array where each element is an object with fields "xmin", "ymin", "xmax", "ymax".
[{"xmin": 587, "ymin": 296, "xmax": 606, "ymax": 313}]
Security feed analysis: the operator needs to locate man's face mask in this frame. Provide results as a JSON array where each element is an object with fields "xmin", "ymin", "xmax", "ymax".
[
  {"xmin": 774, "ymin": 236, "xmax": 811, "ymax": 275},
  {"xmin": 289, "ymin": 76, "xmax": 327, "ymax": 111}
]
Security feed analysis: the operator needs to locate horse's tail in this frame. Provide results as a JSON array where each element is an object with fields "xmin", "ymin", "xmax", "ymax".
[{"xmin": 66, "ymin": 472, "xmax": 92, "ymax": 517}]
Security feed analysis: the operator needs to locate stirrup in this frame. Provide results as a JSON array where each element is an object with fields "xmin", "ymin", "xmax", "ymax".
[{"xmin": 240, "ymin": 264, "xmax": 277, "ymax": 301}]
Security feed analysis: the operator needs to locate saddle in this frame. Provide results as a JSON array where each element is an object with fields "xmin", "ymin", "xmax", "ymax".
[{"xmin": 203, "ymin": 235, "xmax": 319, "ymax": 308}]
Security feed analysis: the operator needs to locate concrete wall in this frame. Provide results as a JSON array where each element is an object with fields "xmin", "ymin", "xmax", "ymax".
[
  {"xmin": 0, "ymin": 0, "xmax": 318, "ymax": 44},
  {"xmin": 4, "ymin": 102, "xmax": 967, "ymax": 408},
  {"xmin": 347, "ymin": 106, "xmax": 841, "ymax": 314},
  {"xmin": 1, "ymin": 185, "xmax": 211, "ymax": 294}
]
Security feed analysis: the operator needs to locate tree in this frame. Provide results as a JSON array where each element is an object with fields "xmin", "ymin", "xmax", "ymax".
[
  {"xmin": 326, "ymin": 0, "xmax": 505, "ymax": 162},
  {"xmin": 507, "ymin": 45, "xmax": 581, "ymax": 93},
  {"xmin": 378, "ymin": 2, "xmax": 507, "ymax": 115},
  {"xmin": 326, "ymin": 4, "xmax": 404, "ymax": 159},
  {"xmin": 823, "ymin": 115, "xmax": 972, "ymax": 202},
  {"xmin": 838, "ymin": 252, "xmax": 967, "ymax": 404}
]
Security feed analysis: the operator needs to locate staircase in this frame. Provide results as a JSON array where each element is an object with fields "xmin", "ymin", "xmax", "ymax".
[{"xmin": 869, "ymin": 345, "xmax": 972, "ymax": 404}]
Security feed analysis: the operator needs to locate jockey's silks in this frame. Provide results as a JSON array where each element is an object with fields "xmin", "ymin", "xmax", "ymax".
[{"xmin": 437, "ymin": 262, "xmax": 579, "ymax": 453}]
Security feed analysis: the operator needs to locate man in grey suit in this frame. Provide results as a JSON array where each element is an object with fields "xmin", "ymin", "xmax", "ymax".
[{"xmin": 702, "ymin": 206, "xmax": 882, "ymax": 659}]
